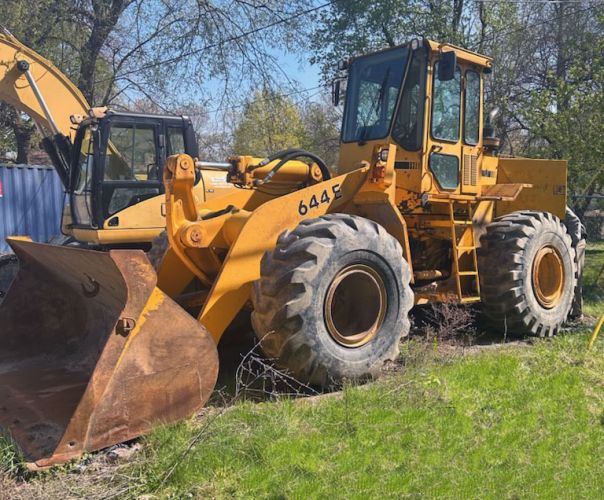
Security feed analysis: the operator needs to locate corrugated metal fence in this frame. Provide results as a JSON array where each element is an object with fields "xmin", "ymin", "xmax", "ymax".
[{"xmin": 0, "ymin": 164, "xmax": 65, "ymax": 253}]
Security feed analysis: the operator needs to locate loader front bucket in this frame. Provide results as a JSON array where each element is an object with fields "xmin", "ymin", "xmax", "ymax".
[{"xmin": 0, "ymin": 239, "xmax": 219, "ymax": 469}]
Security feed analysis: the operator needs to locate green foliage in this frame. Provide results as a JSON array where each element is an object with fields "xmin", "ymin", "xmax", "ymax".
[
  {"xmin": 0, "ymin": 434, "xmax": 23, "ymax": 477},
  {"xmin": 310, "ymin": 0, "xmax": 462, "ymax": 79},
  {"xmin": 0, "ymin": 124, "xmax": 15, "ymax": 155},
  {"xmin": 583, "ymin": 242, "xmax": 604, "ymax": 318},
  {"xmin": 519, "ymin": 14, "xmax": 604, "ymax": 213},
  {"xmin": 233, "ymin": 88, "xmax": 306, "ymax": 156},
  {"xmin": 300, "ymin": 99, "xmax": 341, "ymax": 168},
  {"xmin": 233, "ymin": 90, "xmax": 340, "ymax": 166}
]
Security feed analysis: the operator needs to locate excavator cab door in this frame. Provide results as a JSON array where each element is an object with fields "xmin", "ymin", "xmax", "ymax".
[
  {"xmin": 69, "ymin": 124, "xmax": 97, "ymax": 229},
  {"xmin": 426, "ymin": 58, "xmax": 463, "ymax": 194}
]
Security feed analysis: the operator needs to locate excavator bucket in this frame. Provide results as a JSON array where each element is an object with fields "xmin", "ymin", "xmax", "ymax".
[{"xmin": 0, "ymin": 239, "xmax": 219, "ymax": 469}]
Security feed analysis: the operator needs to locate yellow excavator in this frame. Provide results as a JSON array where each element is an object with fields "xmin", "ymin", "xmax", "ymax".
[
  {"xmin": 0, "ymin": 39, "xmax": 585, "ymax": 469},
  {"xmin": 0, "ymin": 26, "xmax": 234, "ymax": 248}
]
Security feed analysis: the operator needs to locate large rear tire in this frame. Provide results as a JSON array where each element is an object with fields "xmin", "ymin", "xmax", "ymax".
[
  {"xmin": 251, "ymin": 214, "xmax": 414, "ymax": 387},
  {"xmin": 478, "ymin": 211, "xmax": 575, "ymax": 337}
]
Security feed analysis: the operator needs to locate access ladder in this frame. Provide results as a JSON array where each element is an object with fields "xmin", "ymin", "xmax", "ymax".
[{"xmin": 447, "ymin": 201, "xmax": 481, "ymax": 303}]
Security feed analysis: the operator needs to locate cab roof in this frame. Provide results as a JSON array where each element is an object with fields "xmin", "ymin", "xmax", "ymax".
[{"xmin": 424, "ymin": 39, "xmax": 493, "ymax": 70}]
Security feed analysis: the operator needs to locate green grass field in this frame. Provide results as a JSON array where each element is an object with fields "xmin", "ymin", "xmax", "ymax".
[
  {"xmin": 1, "ymin": 243, "xmax": 603, "ymax": 499},
  {"xmin": 128, "ymin": 333, "xmax": 603, "ymax": 499}
]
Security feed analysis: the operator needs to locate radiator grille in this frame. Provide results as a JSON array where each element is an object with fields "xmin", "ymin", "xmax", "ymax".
[{"xmin": 463, "ymin": 154, "xmax": 478, "ymax": 186}]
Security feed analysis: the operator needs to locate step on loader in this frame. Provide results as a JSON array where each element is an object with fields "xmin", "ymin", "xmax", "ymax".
[{"xmin": 0, "ymin": 39, "xmax": 584, "ymax": 468}]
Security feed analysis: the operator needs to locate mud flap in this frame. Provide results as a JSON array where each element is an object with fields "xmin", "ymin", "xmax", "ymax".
[{"xmin": 0, "ymin": 239, "xmax": 218, "ymax": 469}]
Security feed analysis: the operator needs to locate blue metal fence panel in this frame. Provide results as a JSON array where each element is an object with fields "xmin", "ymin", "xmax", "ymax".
[{"xmin": 0, "ymin": 164, "xmax": 65, "ymax": 253}]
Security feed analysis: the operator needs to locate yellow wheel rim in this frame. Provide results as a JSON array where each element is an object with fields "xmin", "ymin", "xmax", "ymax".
[
  {"xmin": 324, "ymin": 264, "xmax": 387, "ymax": 348},
  {"xmin": 532, "ymin": 245, "xmax": 565, "ymax": 309}
]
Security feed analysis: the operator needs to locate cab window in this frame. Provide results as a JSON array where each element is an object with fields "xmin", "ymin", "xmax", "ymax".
[
  {"xmin": 464, "ymin": 70, "xmax": 480, "ymax": 145},
  {"xmin": 431, "ymin": 63, "xmax": 461, "ymax": 142},
  {"xmin": 104, "ymin": 124, "xmax": 157, "ymax": 181},
  {"xmin": 392, "ymin": 47, "xmax": 427, "ymax": 151},
  {"xmin": 342, "ymin": 47, "xmax": 408, "ymax": 142},
  {"xmin": 168, "ymin": 126, "xmax": 186, "ymax": 155},
  {"xmin": 430, "ymin": 153, "xmax": 459, "ymax": 190}
]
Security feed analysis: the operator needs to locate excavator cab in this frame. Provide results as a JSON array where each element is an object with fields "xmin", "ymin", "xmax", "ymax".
[
  {"xmin": 0, "ymin": 27, "xmax": 234, "ymax": 249},
  {"xmin": 66, "ymin": 111, "xmax": 199, "ymax": 246}
]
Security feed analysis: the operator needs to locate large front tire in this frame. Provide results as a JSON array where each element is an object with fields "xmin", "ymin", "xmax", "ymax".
[
  {"xmin": 251, "ymin": 214, "xmax": 414, "ymax": 387},
  {"xmin": 478, "ymin": 211, "xmax": 575, "ymax": 337}
]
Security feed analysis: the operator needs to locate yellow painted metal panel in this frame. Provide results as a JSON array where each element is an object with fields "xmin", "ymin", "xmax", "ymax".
[{"xmin": 495, "ymin": 158, "xmax": 567, "ymax": 219}]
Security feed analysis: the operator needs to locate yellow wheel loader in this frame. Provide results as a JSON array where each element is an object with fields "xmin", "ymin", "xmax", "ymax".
[{"xmin": 0, "ymin": 39, "xmax": 585, "ymax": 469}]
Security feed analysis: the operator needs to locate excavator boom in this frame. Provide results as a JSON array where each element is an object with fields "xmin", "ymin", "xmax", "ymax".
[{"xmin": 0, "ymin": 28, "xmax": 90, "ymax": 139}]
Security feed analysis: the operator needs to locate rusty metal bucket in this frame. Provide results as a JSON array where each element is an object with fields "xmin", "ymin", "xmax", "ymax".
[{"xmin": 0, "ymin": 239, "xmax": 218, "ymax": 469}]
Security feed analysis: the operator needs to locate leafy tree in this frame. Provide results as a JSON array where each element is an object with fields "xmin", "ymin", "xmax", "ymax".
[
  {"xmin": 233, "ymin": 88, "xmax": 306, "ymax": 156},
  {"xmin": 299, "ymin": 98, "xmax": 340, "ymax": 168},
  {"xmin": 232, "ymin": 90, "xmax": 340, "ymax": 167}
]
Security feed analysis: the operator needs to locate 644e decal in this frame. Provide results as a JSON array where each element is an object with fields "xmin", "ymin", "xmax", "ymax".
[{"xmin": 298, "ymin": 184, "xmax": 342, "ymax": 215}]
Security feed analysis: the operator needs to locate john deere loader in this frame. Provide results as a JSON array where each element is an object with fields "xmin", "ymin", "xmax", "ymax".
[{"xmin": 0, "ymin": 39, "xmax": 584, "ymax": 469}]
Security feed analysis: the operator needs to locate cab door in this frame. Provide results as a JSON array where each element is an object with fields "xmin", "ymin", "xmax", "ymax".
[{"xmin": 427, "ymin": 61, "xmax": 463, "ymax": 194}]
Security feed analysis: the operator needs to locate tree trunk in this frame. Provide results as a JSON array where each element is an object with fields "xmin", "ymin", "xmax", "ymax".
[
  {"xmin": 13, "ymin": 120, "xmax": 34, "ymax": 164},
  {"xmin": 77, "ymin": 0, "xmax": 132, "ymax": 104}
]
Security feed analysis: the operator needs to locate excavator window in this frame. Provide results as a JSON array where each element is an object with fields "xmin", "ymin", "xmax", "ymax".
[
  {"xmin": 167, "ymin": 126, "xmax": 186, "ymax": 155},
  {"xmin": 71, "ymin": 126, "xmax": 95, "ymax": 226},
  {"xmin": 100, "ymin": 122, "xmax": 162, "ymax": 218},
  {"xmin": 105, "ymin": 124, "xmax": 157, "ymax": 181},
  {"xmin": 341, "ymin": 47, "xmax": 409, "ymax": 143}
]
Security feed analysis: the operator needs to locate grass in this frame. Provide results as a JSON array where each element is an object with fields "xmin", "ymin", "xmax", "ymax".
[
  {"xmin": 1, "ymin": 242, "xmax": 603, "ymax": 499},
  {"xmin": 583, "ymin": 241, "xmax": 604, "ymax": 317},
  {"xmin": 128, "ymin": 334, "xmax": 603, "ymax": 498}
]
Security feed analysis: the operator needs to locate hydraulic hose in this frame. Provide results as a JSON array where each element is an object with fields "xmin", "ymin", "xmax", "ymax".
[{"xmin": 253, "ymin": 149, "xmax": 331, "ymax": 186}]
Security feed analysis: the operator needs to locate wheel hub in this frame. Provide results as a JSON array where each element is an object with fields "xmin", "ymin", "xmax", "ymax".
[
  {"xmin": 324, "ymin": 264, "xmax": 387, "ymax": 347},
  {"xmin": 532, "ymin": 245, "xmax": 565, "ymax": 309}
]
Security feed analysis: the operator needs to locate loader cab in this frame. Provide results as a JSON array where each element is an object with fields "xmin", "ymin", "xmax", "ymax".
[
  {"xmin": 337, "ymin": 39, "xmax": 493, "ymax": 201},
  {"xmin": 69, "ymin": 111, "xmax": 198, "ymax": 233}
]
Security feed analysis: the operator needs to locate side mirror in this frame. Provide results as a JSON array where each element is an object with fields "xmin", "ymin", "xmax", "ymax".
[
  {"xmin": 437, "ymin": 51, "xmax": 457, "ymax": 81},
  {"xmin": 332, "ymin": 79, "xmax": 341, "ymax": 106},
  {"xmin": 488, "ymin": 107, "xmax": 500, "ymax": 123},
  {"xmin": 332, "ymin": 78, "xmax": 347, "ymax": 106}
]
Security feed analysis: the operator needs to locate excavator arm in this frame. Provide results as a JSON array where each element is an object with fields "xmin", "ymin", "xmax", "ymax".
[
  {"xmin": 0, "ymin": 28, "xmax": 90, "ymax": 137},
  {"xmin": 0, "ymin": 27, "xmax": 91, "ymax": 186}
]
